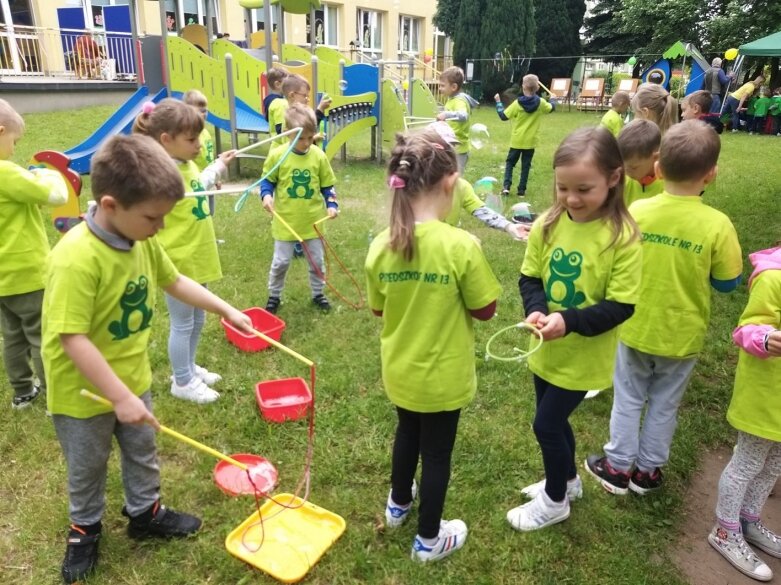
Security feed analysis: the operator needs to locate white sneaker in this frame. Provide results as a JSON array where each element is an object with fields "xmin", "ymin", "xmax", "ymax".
[
  {"xmin": 708, "ymin": 525, "xmax": 772, "ymax": 581},
  {"xmin": 742, "ymin": 518, "xmax": 781, "ymax": 559},
  {"xmin": 584, "ymin": 390, "xmax": 601, "ymax": 399},
  {"xmin": 507, "ymin": 490, "xmax": 570, "ymax": 532},
  {"xmin": 170, "ymin": 377, "xmax": 220, "ymax": 404},
  {"xmin": 521, "ymin": 476, "xmax": 583, "ymax": 501},
  {"xmin": 411, "ymin": 519, "xmax": 468, "ymax": 562},
  {"xmin": 194, "ymin": 364, "xmax": 222, "ymax": 386},
  {"xmin": 385, "ymin": 479, "xmax": 418, "ymax": 528}
]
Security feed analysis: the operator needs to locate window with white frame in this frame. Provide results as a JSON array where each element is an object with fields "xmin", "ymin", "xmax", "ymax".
[
  {"xmin": 250, "ymin": 5, "xmax": 281, "ymax": 33},
  {"xmin": 306, "ymin": 4, "xmax": 338, "ymax": 47},
  {"xmin": 357, "ymin": 9, "xmax": 382, "ymax": 58},
  {"xmin": 164, "ymin": 0, "xmax": 219, "ymax": 33},
  {"xmin": 398, "ymin": 15, "xmax": 420, "ymax": 57}
]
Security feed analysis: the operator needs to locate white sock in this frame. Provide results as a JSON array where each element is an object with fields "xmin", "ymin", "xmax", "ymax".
[
  {"xmin": 541, "ymin": 489, "xmax": 567, "ymax": 508},
  {"xmin": 418, "ymin": 535, "xmax": 438, "ymax": 546}
]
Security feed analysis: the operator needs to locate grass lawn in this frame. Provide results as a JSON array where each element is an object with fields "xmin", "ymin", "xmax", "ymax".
[{"xmin": 1, "ymin": 102, "xmax": 780, "ymax": 585}]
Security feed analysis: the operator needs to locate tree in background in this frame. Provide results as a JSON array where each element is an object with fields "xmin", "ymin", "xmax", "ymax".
[
  {"xmin": 582, "ymin": 0, "xmax": 646, "ymax": 59},
  {"xmin": 433, "ymin": 0, "xmax": 460, "ymax": 37},
  {"xmin": 529, "ymin": 0, "xmax": 586, "ymax": 87},
  {"xmin": 451, "ymin": 0, "xmax": 535, "ymax": 101}
]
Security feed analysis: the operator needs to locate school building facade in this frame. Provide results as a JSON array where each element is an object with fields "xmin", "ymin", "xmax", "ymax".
[{"xmin": 2, "ymin": 1, "xmax": 452, "ymax": 77}]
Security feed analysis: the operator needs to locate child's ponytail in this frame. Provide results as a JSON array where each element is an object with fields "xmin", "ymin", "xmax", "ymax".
[
  {"xmin": 132, "ymin": 98, "xmax": 203, "ymax": 142},
  {"xmin": 387, "ymin": 131, "xmax": 458, "ymax": 261}
]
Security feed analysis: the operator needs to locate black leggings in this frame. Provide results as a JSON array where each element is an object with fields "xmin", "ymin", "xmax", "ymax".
[
  {"xmin": 533, "ymin": 375, "xmax": 587, "ymax": 502},
  {"xmin": 391, "ymin": 407, "xmax": 461, "ymax": 538}
]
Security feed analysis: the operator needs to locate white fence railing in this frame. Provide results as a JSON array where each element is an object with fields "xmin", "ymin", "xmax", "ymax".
[{"xmin": 0, "ymin": 24, "xmax": 137, "ymax": 81}]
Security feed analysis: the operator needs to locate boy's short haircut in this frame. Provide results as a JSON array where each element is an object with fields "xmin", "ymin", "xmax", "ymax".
[
  {"xmin": 91, "ymin": 135, "xmax": 184, "ymax": 208},
  {"xmin": 267, "ymin": 67, "xmax": 289, "ymax": 87},
  {"xmin": 618, "ymin": 119, "xmax": 661, "ymax": 160},
  {"xmin": 683, "ymin": 90, "xmax": 713, "ymax": 114},
  {"xmin": 183, "ymin": 89, "xmax": 208, "ymax": 109},
  {"xmin": 659, "ymin": 120, "xmax": 720, "ymax": 183},
  {"xmin": 522, "ymin": 74, "xmax": 540, "ymax": 93},
  {"xmin": 281, "ymin": 74, "xmax": 310, "ymax": 97},
  {"xmin": 611, "ymin": 91, "xmax": 630, "ymax": 109},
  {"xmin": 284, "ymin": 103, "xmax": 317, "ymax": 134},
  {"xmin": 440, "ymin": 66, "xmax": 465, "ymax": 90},
  {"xmin": 0, "ymin": 98, "xmax": 24, "ymax": 133}
]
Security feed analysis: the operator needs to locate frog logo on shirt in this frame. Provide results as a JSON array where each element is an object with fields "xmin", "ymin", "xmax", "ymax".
[
  {"xmin": 287, "ymin": 169, "xmax": 314, "ymax": 199},
  {"xmin": 545, "ymin": 247, "xmax": 586, "ymax": 308},
  {"xmin": 205, "ymin": 140, "xmax": 215, "ymax": 164},
  {"xmin": 190, "ymin": 178, "xmax": 209, "ymax": 220},
  {"xmin": 108, "ymin": 276, "xmax": 153, "ymax": 340}
]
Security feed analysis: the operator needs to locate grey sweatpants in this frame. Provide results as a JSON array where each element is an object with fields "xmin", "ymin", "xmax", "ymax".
[
  {"xmin": 716, "ymin": 432, "xmax": 781, "ymax": 527},
  {"xmin": 0, "ymin": 289, "xmax": 46, "ymax": 397},
  {"xmin": 456, "ymin": 152, "xmax": 469, "ymax": 174},
  {"xmin": 268, "ymin": 238, "xmax": 325, "ymax": 298},
  {"xmin": 165, "ymin": 288, "xmax": 206, "ymax": 386},
  {"xmin": 52, "ymin": 391, "xmax": 160, "ymax": 525},
  {"xmin": 604, "ymin": 342, "xmax": 697, "ymax": 472}
]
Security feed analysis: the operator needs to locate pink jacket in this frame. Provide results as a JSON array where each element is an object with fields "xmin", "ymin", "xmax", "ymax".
[{"xmin": 732, "ymin": 246, "xmax": 781, "ymax": 359}]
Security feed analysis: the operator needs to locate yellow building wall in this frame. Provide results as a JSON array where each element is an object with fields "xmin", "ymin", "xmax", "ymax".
[{"xmin": 35, "ymin": 1, "xmax": 439, "ymax": 69}]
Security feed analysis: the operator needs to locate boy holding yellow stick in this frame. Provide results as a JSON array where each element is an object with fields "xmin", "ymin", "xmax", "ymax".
[
  {"xmin": 260, "ymin": 104, "xmax": 339, "ymax": 314},
  {"xmin": 43, "ymin": 135, "xmax": 252, "ymax": 584}
]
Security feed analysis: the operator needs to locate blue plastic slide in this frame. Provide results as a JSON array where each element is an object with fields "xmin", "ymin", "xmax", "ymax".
[{"xmin": 65, "ymin": 86, "xmax": 168, "ymax": 174}]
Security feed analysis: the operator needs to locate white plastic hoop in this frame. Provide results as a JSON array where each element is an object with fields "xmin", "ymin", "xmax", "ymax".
[{"xmin": 485, "ymin": 322, "xmax": 544, "ymax": 362}]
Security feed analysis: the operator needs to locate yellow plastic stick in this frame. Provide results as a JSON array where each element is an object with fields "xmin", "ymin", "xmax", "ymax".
[
  {"xmin": 271, "ymin": 210, "xmax": 305, "ymax": 243},
  {"xmin": 312, "ymin": 216, "xmax": 330, "ymax": 226},
  {"xmin": 251, "ymin": 328, "xmax": 314, "ymax": 367},
  {"xmin": 537, "ymin": 80, "xmax": 553, "ymax": 96},
  {"xmin": 79, "ymin": 389, "xmax": 249, "ymax": 471}
]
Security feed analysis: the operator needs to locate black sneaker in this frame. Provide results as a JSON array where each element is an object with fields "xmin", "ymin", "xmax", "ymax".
[
  {"xmin": 312, "ymin": 294, "xmax": 331, "ymax": 312},
  {"xmin": 61, "ymin": 525, "xmax": 100, "ymax": 584},
  {"xmin": 517, "ymin": 190, "xmax": 526, "ymax": 197},
  {"xmin": 12, "ymin": 384, "xmax": 41, "ymax": 410},
  {"xmin": 584, "ymin": 454, "xmax": 630, "ymax": 495},
  {"xmin": 265, "ymin": 296, "xmax": 281, "ymax": 314},
  {"xmin": 629, "ymin": 467, "xmax": 664, "ymax": 495},
  {"xmin": 123, "ymin": 501, "xmax": 201, "ymax": 540},
  {"xmin": 293, "ymin": 242, "xmax": 305, "ymax": 258},
  {"xmin": 501, "ymin": 189, "xmax": 510, "ymax": 196}
]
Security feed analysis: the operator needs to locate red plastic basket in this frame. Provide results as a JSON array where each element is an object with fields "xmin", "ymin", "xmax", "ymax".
[
  {"xmin": 256, "ymin": 377, "xmax": 312, "ymax": 422},
  {"xmin": 221, "ymin": 307, "xmax": 285, "ymax": 352}
]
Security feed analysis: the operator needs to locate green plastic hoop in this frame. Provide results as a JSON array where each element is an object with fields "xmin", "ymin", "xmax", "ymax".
[{"xmin": 485, "ymin": 322, "xmax": 544, "ymax": 362}]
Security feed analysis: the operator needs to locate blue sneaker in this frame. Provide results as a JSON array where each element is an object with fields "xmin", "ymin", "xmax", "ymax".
[
  {"xmin": 411, "ymin": 519, "xmax": 468, "ymax": 562},
  {"xmin": 293, "ymin": 242, "xmax": 304, "ymax": 258},
  {"xmin": 385, "ymin": 479, "xmax": 417, "ymax": 528}
]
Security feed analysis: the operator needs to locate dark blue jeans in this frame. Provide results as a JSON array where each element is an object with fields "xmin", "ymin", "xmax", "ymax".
[
  {"xmin": 503, "ymin": 148, "xmax": 535, "ymax": 194},
  {"xmin": 723, "ymin": 95, "xmax": 742, "ymax": 131},
  {"xmin": 391, "ymin": 406, "xmax": 461, "ymax": 538},
  {"xmin": 532, "ymin": 375, "xmax": 587, "ymax": 502}
]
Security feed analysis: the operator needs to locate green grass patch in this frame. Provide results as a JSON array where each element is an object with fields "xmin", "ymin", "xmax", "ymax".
[{"xmin": 1, "ymin": 103, "xmax": 780, "ymax": 584}]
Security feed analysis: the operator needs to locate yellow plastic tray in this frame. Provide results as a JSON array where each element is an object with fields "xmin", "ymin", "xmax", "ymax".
[{"xmin": 225, "ymin": 493, "xmax": 346, "ymax": 583}]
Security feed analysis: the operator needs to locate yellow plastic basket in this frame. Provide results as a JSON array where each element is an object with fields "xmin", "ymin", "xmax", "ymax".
[{"xmin": 225, "ymin": 493, "xmax": 346, "ymax": 583}]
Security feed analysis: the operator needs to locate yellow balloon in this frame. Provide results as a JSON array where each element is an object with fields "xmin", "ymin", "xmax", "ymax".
[
  {"xmin": 402, "ymin": 80, "xmax": 409, "ymax": 90},
  {"xmin": 424, "ymin": 48, "xmax": 433, "ymax": 56},
  {"xmin": 725, "ymin": 48, "xmax": 738, "ymax": 60}
]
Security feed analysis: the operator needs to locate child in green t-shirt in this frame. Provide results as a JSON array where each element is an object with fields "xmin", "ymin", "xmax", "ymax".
[
  {"xmin": 365, "ymin": 129, "xmax": 501, "ymax": 562},
  {"xmin": 133, "ymin": 99, "xmax": 237, "ymax": 404},
  {"xmin": 183, "ymin": 89, "xmax": 218, "ymax": 215},
  {"xmin": 263, "ymin": 66, "xmax": 289, "ymax": 134},
  {"xmin": 585, "ymin": 120, "xmax": 742, "ymax": 497},
  {"xmin": 437, "ymin": 66, "xmax": 475, "ymax": 173},
  {"xmin": 600, "ymin": 90, "xmax": 630, "ymax": 137},
  {"xmin": 494, "ymin": 74, "xmax": 556, "ymax": 197},
  {"xmin": 617, "ymin": 119, "xmax": 663, "ymax": 207},
  {"xmin": 749, "ymin": 87, "xmax": 772, "ymax": 135},
  {"xmin": 708, "ymin": 245, "xmax": 781, "ymax": 581},
  {"xmin": 510, "ymin": 126, "xmax": 642, "ymax": 531},
  {"xmin": 260, "ymin": 103, "xmax": 339, "ymax": 314},
  {"xmin": 0, "ymin": 98, "xmax": 68, "ymax": 409},
  {"xmin": 44, "ymin": 134, "xmax": 252, "ymax": 584},
  {"xmin": 770, "ymin": 88, "xmax": 781, "ymax": 135}
]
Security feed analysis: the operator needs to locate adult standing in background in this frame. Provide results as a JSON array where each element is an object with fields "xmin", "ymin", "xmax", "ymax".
[{"xmin": 702, "ymin": 58, "xmax": 733, "ymax": 114}]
